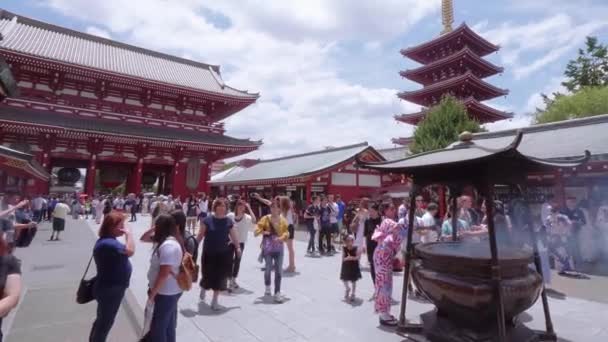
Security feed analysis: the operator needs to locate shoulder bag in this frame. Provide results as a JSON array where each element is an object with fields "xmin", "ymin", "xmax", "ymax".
[{"xmin": 76, "ymin": 253, "xmax": 97, "ymax": 304}]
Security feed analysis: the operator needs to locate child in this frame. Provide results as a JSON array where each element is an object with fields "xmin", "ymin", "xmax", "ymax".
[{"xmin": 340, "ymin": 235, "xmax": 362, "ymax": 302}]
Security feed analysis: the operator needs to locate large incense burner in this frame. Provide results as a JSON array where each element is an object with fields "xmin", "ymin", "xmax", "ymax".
[{"xmin": 412, "ymin": 242, "xmax": 542, "ymax": 330}]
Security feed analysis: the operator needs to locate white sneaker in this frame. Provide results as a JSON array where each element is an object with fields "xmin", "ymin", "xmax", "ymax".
[
  {"xmin": 211, "ymin": 297, "xmax": 220, "ymax": 311},
  {"xmin": 274, "ymin": 292, "xmax": 284, "ymax": 303},
  {"xmin": 199, "ymin": 288, "xmax": 206, "ymax": 301},
  {"xmin": 265, "ymin": 286, "xmax": 271, "ymax": 296}
]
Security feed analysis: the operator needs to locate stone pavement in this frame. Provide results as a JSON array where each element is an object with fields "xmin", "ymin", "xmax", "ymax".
[
  {"xmin": 84, "ymin": 215, "xmax": 608, "ymax": 342},
  {"xmin": 5, "ymin": 218, "xmax": 139, "ymax": 342}
]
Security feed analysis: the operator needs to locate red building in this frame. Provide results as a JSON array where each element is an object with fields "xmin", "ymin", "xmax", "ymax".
[
  {"xmin": 392, "ymin": 0, "xmax": 510, "ymax": 146},
  {"xmin": 210, "ymin": 143, "xmax": 398, "ymax": 206},
  {"xmin": 0, "ymin": 9, "xmax": 261, "ymax": 197}
]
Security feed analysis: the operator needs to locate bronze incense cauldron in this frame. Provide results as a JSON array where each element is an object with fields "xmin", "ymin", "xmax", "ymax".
[{"xmin": 411, "ymin": 242, "xmax": 542, "ymax": 330}]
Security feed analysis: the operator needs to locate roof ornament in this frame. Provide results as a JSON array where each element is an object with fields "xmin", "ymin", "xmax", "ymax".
[{"xmin": 441, "ymin": 0, "xmax": 454, "ymax": 35}]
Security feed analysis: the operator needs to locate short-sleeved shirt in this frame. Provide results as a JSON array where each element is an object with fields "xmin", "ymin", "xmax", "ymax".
[
  {"xmin": 329, "ymin": 203, "xmax": 339, "ymax": 224},
  {"xmin": 337, "ymin": 201, "xmax": 346, "ymax": 220},
  {"xmin": 441, "ymin": 219, "xmax": 469, "ymax": 238},
  {"xmin": 202, "ymin": 216, "xmax": 234, "ymax": 254},
  {"xmin": 53, "ymin": 203, "xmax": 70, "ymax": 219},
  {"xmin": 304, "ymin": 205, "xmax": 319, "ymax": 224},
  {"xmin": 0, "ymin": 255, "xmax": 20, "ymax": 334},
  {"xmin": 186, "ymin": 201, "xmax": 198, "ymax": 217},
  {"xmin": 227, "ymin": 213, "xmax": 253, "ymax": 244},
  {"xmin": 94, "ymin": 237, "xmax": 132, "ymax": 288},
  {"xmin": 147, "ymin": 237, "xmax": 183, "ymax": 295}
]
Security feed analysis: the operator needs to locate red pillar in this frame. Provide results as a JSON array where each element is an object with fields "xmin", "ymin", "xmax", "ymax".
[
  {"xmin": 126, "ymin": 159, "xmax": 143, "ymax": 194},
  {"xmin": 305, "ymin": 180, "xmax": 312, "ymax": 204},
  {"xmin": 171, "ymin": 161, "xmax": 187, "ymax": 198},
  {"xmin": 0, "ymin": 171, "xmax": 7, "ymax": 193},
  {"xmin": 85, "ymin": 155, "xmax": 97, "ymax": 196}
]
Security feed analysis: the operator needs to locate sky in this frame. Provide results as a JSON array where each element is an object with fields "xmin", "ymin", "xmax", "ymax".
[{"xmin": 3, "ymin": 0, "xmax": 608, "ymax": 159}]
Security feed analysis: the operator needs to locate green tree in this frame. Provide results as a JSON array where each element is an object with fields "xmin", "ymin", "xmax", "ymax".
[
  {"xmin": 562, "ymin": 36, "xmax": 608, "ymax": 92},
  {"xmin": 410, "ymin": 95, "xmax": 483, "ymax": 154},
  {"xmin": 535, "ymin": 86, "xmax": 608, "ymax": 124}
]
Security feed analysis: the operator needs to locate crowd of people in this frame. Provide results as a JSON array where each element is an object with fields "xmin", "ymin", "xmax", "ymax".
[{"xmin": 1, "ymin": 187, "xmax": 608, "ymax": 341}]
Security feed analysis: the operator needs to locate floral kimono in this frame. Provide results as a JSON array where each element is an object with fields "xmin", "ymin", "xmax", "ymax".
[{"xmin": 372, "ymin": 218, "xmax": 407, "ymax": 314}]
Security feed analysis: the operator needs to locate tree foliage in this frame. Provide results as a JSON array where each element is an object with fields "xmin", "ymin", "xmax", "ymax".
[
  {"xmin": 562, "ymin": 36, "xmax": 608, "ymax": 92},
  {"xmin": 410, "ymin": 96, "xmax": 483, "ymax": 154},
  {"xmin": 535, "ymin": 86, "xmax": 608, "ymax": 124}
]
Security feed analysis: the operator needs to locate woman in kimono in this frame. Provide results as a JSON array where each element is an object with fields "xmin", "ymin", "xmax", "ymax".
[
  {"xmin": 373, "ymin": 203, "xmax": 407, "ymax": 326},
  {"xmin": 547, "ymin": 208, "xmax": 575, "ymax": 274}
]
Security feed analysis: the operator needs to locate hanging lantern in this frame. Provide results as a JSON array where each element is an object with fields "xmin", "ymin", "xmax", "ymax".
[
  {"xmin": 100, "ymin": 168, "xmax": 127, "ymax": 188},
  {"xmin": 142, "ymin": 172, "xmax": 158, "ymax": 186},
  {"xmin": 57, "ymin": 168, "xmax": 81, "ymax": 186}
]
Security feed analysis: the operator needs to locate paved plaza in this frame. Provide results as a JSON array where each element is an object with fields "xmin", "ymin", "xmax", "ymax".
[{"xmin": 3, "ymin": 216, "xmax": 608, "ymax": 341}]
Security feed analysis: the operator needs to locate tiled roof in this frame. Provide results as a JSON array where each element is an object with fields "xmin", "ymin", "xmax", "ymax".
[
  {"xmin": 0, "ymin": 105, "xmax": 261, "ymax": 148},
  {"xmin": 470, "ymin": 114, "xmax": 608, "ymax": 160},
  {"xmin": 0, "ymin": 9, "xmax": 258, "ymax": 100},
  {"xmin": 398, "ymin": 72, "xmax": 509, "ymax": 106},
  {"xmin": 377, "ymin": 146, "xmax": 410, "ymax": 161},
  {"xmin": 210, "ymin": 143, "xmax": 383, "ymax": 184},
  {"xmin": 0, "ymin": 144, "xmax": 49, "ymax": 180}
]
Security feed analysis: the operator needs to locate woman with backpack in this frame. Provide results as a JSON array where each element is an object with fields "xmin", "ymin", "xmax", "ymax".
[
  {"xmin": 140, "ymin": 214, "xmax": 183, "ymax": 342},
  {"xmin": 197, "ymin": 198, "xmax": 241, "ymax": 310},
  {"xmin": 254, "ymin": 198, "xmax": 289, "ymax": 303}
]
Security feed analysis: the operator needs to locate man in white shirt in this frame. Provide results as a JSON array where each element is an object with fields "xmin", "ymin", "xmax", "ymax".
[{"xmin": 51, "ymin": 199, "xmax": 70, "ymax": 241}]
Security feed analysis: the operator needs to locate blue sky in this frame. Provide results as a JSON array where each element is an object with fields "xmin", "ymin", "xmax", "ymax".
[{"xmin": 4, "ymin": 0, "xmax": 608, "ymax": 158}]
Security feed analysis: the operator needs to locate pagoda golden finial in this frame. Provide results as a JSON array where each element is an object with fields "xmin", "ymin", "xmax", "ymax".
[{"xmin": 441, "ymin": 0, "xmax": 454, "ymax": 35}]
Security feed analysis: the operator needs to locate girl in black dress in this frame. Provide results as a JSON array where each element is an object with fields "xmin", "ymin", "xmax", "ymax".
[{"xmin": 340, "ymin": 235, "xmax": 361, "ymax": 302}]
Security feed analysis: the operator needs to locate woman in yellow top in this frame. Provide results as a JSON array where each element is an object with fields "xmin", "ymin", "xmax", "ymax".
[{"xmin": 255, "ymin": 197, "xmax": 289, "ymax": 303}]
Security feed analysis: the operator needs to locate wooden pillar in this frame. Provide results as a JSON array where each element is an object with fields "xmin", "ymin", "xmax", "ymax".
[
  {"xmin": 438, "ymin": 184, "xmax": 446, "ymax": 218},
  {"xmin": 554, "ymin": 169, "xmax": 566, "ymax": 208},
  {"xmin": 85, "ymin": 154, "xmax": 97, "ymax": 197},
  {"xmin": 196, "ymin": 161, "xmax": 211, "ymax": 195},
  {"xmin": 170, "ymin": 147, "xmax": 186, "ymax": 198},
  {"xmin": 398, "ymin": 184, "xmax": 420, "ymax": 330}
]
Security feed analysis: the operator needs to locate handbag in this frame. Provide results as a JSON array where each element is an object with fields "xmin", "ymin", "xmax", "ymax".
[
  {"xmin": 76, "ymin": 253, "xmax": 97, "ymax": 304},
  {"xmin": 262, "ymin": 235, "xmax": 283, "ymax": 255}
]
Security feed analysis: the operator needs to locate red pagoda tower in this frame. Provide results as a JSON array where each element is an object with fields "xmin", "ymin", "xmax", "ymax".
[
  {"xmin": 392, "ymin": 0, "xmax": 511, "ymax": 146},
  {"xmin": 0, "ymin": 9, "xmax": 261, "ymax": 197}
]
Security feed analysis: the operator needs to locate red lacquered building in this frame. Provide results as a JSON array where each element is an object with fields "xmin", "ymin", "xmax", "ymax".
[
  {"xmin": 0, "ymin": 9, "xmax": 261, "ymax": 197},
  {"xmin": 392, "ymin": 0, "xmax": 510, "ymax": 146}
]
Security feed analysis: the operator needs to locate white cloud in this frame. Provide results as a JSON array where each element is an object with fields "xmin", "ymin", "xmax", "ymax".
[
  {"xmin": 85, "ymin": 26, "xmax": 111, "ymax": 39},
  {"xmin": 42, "ymin": 0, "xmax": 429, "ymax": 158},
  {"xmin": 524, "ymin": 76, "xmax": 567, "ymax": 113},
  {"xmin": 480, "ymin": 14, "xmax": 608, "ymax": 79}
]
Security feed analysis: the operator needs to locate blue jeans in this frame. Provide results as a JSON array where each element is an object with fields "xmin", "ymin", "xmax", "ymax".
[
  {"xmin": 306, "ymin": 222, "xmax": 316, "ymax": 252},
  {"xmin": 264, "ymin": 252, "xmax": 283, "ymax": 294},
  {"xmin": 89, "ymin": 285, "xmax": 126, "ymax": 342},
  {"xmin": 147, "ymin": 293, "xmax": 182, "ymax": 342}
]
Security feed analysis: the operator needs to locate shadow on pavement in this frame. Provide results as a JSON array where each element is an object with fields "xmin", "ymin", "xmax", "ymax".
[
  {"xmin": 282, "ymin": 271, "xmax": 301, "ymax": 278},
  {"xmin": 546, "ymin": 288, "xmax": 567, "ymax": 300},
  {"xmin": 180, "ymin": 302, "xmax": 240, "ymax": 317},
  {"xmin": 253, "ymin": 296, "xmax": 292, "ymax": 305}
]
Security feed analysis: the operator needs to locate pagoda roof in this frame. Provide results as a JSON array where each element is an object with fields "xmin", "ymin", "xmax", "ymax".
[
  {"xmin": 401, "ymin": 23, "xmax": 499, "ymax": 65},
  {"xmin": 400, "ymin": 47, "xmax": 503, "ymax": 86},
  {"xmin": 0, "ymin": 9, "xmax": 258, "ymax": 101},
  {"xmin": 0, "ymin": 105, "xmax": 261, "ymax": 151},
  {"xmin": 395, "ymin": 97, "xmax": 512, "ymax": 125},
  {"xmin": 210, "ymin": 143, "xmax": 384, "ymax": 185},
  {"xmin": 398, "ymin": 71, "xmax": 508, "ymax": 106}
]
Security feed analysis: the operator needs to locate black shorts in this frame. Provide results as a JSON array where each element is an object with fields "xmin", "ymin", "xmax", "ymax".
[
  {"xmin": 331, "ymin": 223, "xmax": 339, "ymax": 234},
  {"xmin": 288, "ymin": 224, "xmax": 295, "ymax": 240}
]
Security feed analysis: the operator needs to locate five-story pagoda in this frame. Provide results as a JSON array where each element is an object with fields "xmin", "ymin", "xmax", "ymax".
[{"xmin": 392, "ymin": 0, "xmax": 511, "ymax": 146}]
